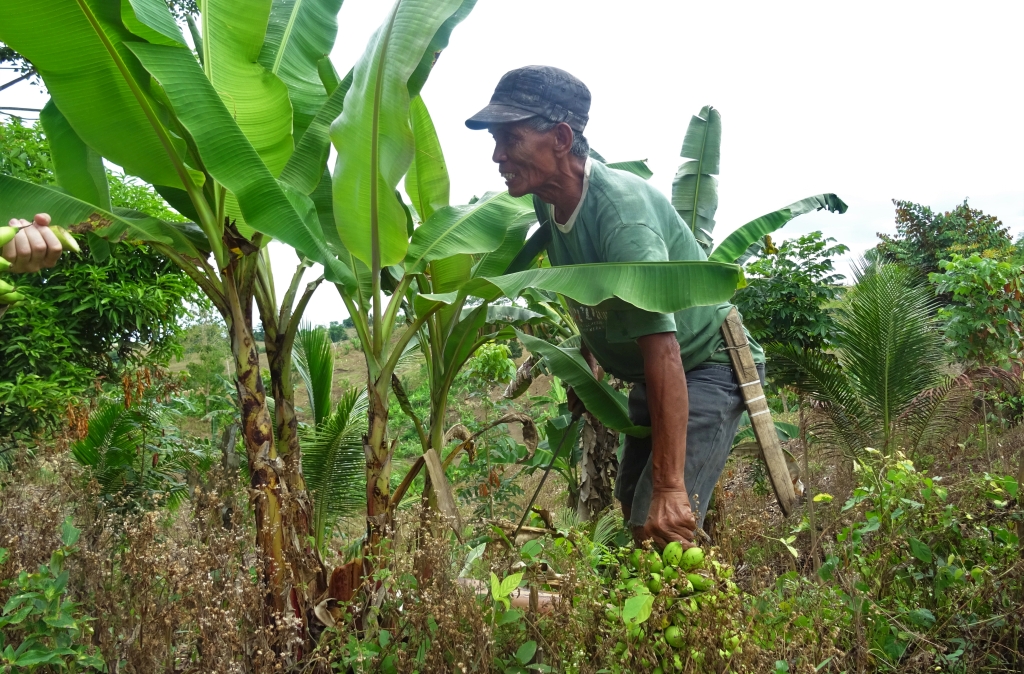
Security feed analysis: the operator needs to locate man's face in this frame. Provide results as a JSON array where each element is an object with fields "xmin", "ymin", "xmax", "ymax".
[{"xmin": 488, "ymin": 122, "xmax": 558, "ymax": 198}]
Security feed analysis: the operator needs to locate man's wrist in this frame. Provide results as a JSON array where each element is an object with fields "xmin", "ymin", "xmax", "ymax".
[{"xmin": 652, "ymin": 483, "xmax": 687, "ymax": 494}]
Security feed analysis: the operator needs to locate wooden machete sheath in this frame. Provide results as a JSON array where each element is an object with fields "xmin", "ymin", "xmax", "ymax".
[{"xmin": 720, "ymin": 307, "xmax": 797, "ymax": 517}]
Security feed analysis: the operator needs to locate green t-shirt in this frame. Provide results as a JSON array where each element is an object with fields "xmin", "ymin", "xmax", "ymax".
[{"xmin": 534, "ymin": 158, "xmax": 764, "ymax": 383}]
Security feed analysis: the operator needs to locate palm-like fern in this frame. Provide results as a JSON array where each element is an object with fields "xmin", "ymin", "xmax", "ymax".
[
  {"xmin": 292, "ymin": 323, "xmax": 336, "ymax": 427},
  {"xmin": 769, "ymin": 263, "xmax": 960, "ymax": 458},
  {"xmin": 300, "ymin": 387, "xmax": 369, "ymax": 554},
  {"xmin": 71, "ymin": 401, "xmax": 213, "ymax": 510}
]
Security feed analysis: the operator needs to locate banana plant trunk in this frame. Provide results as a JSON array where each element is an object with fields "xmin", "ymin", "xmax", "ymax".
[
  {"xmin": 577, "ymin": 413, "xmax": 620, "ymax": 522},
  {"xmin": 264, "ymin": 334, "xmax": 326, "ymax": 600},
  {"xmin": 366, "ymin": 379, "xmax": 394, "ymax": 548},
  {"xmin": 222, "ymin": 263, "xmax": 315, "ymax": 645}
]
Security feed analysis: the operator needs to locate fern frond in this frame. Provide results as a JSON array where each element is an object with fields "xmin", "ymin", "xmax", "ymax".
[
  {"xmin": 293, "ymin": 323, "xmax": 336, "ymax": 427},
  {"xmin": 301, "ymin": 386, "xmax": 369, "ymax": 553}
]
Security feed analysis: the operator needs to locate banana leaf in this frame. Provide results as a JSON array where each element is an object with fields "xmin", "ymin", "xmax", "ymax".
[
  {"xmin": 280, "ymin": 68, "xmax": 354, "ymax": 195},
  {"xmin": 39, "ymin": 100, "xmax": 110, "ymax": 211},
  {"xmin": 467, "ymin": 260, "xmax": 744, "ymax": 315},
  {"xmin": 126, "ymin": 42, "xmax": 340, "ymax": 275},
  {"xmin": 708, "ymin": 194, "xmax": 848, "ymax": 264},
  {"xmin": 405, "ymin": 191, "xmax": 537, "ymax": 273},
  {"xmin": 201, "ymin": 0, "xmax": 293, "ymax": 177},
  {"xmin": 516, "ymin": 331, "xmax": 649, "ymax": 437},
  {"xmin": 0, "ymin": 175, "xmax": 204, "ymax": 258},
  {"xmin": 405, "ymin": 95, "xmax": 450, "ymax": 222},
  {"xmin": 331, "ymin": 0, "xmax": 466, "ymax": 268},
  {"xmin": 0, "ymin": 0, "xmax": 187, "ymax": 187},
  {"xmin": 258, "ymin": 0, "xmax": 344, "ymax": 143},
  {"xmin": 124, "ymin": 0, "xmax": 187, "ymax": 46},
  {"xmin": 672, "ymin": 106, "xmax": 721, "ymax": 251}
]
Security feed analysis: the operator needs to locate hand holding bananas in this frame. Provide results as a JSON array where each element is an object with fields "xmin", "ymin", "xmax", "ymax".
[
  {"xmin": 1, "ymin": 213, "xmax": 79, "ymax": 274},
  {"xmin": 1, "ymin": 213, "xmax": 80, "ymax": 312}
]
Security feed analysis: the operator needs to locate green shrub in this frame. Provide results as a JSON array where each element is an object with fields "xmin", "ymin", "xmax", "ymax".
[
  {"xmin": 929, "ymin": 253, "xmax": 1023, "ymax": 368},
  {"xmin": 0, "ymin": 519, "xmax": 104, "ymax": 672}
]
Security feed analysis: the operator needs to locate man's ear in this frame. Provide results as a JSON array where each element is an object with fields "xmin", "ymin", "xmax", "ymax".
[{"xmin": 553, "ymin": 122, "xmax": 575, "ymax": 157}]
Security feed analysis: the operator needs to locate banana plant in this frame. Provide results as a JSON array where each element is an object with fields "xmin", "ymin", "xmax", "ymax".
[
  {"xmin": 0, "ymin": 0, "xmax": 354, "ymax": 630},
  {"xmin": 245, "ymin": 0, "xmax": 745, "ymax": 550}
]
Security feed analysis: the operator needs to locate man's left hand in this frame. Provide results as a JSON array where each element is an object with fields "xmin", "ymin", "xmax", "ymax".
[
  {"xmin": 638, "ymin": 487, "xmax": 697, "ymax": 549},
  {"xmin": 2, "ymin": 214, "xmax": 62, "ymax": 273}
]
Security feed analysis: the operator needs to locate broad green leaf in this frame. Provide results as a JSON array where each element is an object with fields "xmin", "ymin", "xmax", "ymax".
[
  {"xmin": 621, "ymin": 593, "xmax": 654, "ymax": 625},
  {"xmin": 517, "ymin": 331, "xmax": 650, "ymax": 438},
  {"xmin": 472, "ymin": 215, "xmax": 535, "ymax": 278},
  {"xmin": 468, "ymin": 305, "xmax": 545, "ymax": 325},
  {"xmin": 499, "ymin": 571, "xmax": 524, "ymax": 598},
  {"xmin": 202, "ymin": 0, "xmax": 293, "ymax": 177},
  {"xmin": 280, "ymin": 68, "xmax": 354, "ymax": 194},
  {"xmin": 606, "ymin": 159, "xmax": 653, "ymax": 180},
  {"xmin": 0, "ymin": 0, "xmax": 186, "ymax": 187},
  {"xmin": 502, "ymin": 223, "xmax": 551, "ymax": 275},
  {"xmin": 406, "ymin": 0, "xmax": 477, "ymax": 97},
  {"xmin": 258, "ymin": 0, "xmax": 344, "ymax": 142},
  {"xmin": 468, "ymin": 260, "xmax": 744, "ymax": 315},
  {"xmin": 127, "ymin": 43, "xmax": 335, "ymax": 267},
  {"xmin": 413, "ymin": 291, "xmax": 458, "ymax": 317},
  {"xmin": 0, "ymin": 175, "xmax": 202, "ymax": 257},
  {"xmin": 39, "ymin": 100, "xmax": 110, "ymax": 210},
  {"xmin": 60, "ymin": 517, "xmax": 80, "ymax": 546},
  {"xmin": 406, "ymin": 191, "xmax": 537, "ymax": 273},
  {"xmin": 431, "ymin": 254, "xmax": 471, "ymax": 328},
  {"xmin": 331, "ymin": 0, "xmax": 465, "ymax": 268},
  {"xmin": 908, "ymin": 537, "xmax": 932, "ymax": 563},
  {"xmin": 907, "ymin": 608, "xmax": 936, "ymax": 628},
  {"xmin": 516, "ymin": 641, "xmax": 538, "ymax": 666},
  {"xmin": 672, "ymin": 105, "xmax": 721, "ymax": 249},
  {"xmin": 123, "ymin": 0, "xmax": 186, "ymax": 46},
  {"xmin": 405, "ymin": 95, "xmax": 450, "ymax": 222},
  {"xmin": 708, "ymin": 194, "xmax": 848, "ymax": 264},
  {"xmin": 489, "ymin": 572, "xmax": 501, "ymax": 600}
]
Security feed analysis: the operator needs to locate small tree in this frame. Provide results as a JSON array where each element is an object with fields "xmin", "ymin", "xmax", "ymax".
[
  {"xmin": 929, "ymin": 254, "xmax": 1023, "ymax": 369},
  {"xmin": 733, "ymin": 231, "xmax": 849, "ymax": 352},
  {"xmin": 877, "ymin": 199, "xmax": 1015, "ymax": 277}
]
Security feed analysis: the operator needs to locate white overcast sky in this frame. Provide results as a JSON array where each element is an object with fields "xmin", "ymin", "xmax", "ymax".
[{"xmin": 5, "ymin": 0, "xmax": 1023, "ymax": 327}]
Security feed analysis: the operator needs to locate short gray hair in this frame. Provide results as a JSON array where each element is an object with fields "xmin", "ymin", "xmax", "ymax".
[{"xmin": 523, "ymin": 116, "xmax": 590, "ymax": 158}]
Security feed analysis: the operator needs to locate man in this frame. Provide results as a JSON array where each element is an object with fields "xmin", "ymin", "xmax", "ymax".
[
  {"xmin": 2, "ymin": 213, "xmax": 63, "ymax": 272},
  {"xmin": 466, "ymin": 66, "xmax": 764, "ymax": 549}
]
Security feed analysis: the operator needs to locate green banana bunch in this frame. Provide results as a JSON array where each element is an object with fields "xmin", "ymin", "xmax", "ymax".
[
  {"xmin": 0, "ymin": 223, "xmax": 81, "ymax": 254},
  {"xmin": 0, "ymin": 277, "xmax": 23, "ymax": 305}
]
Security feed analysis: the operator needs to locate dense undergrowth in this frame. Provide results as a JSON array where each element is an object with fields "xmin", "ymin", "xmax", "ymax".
[{"xmin": 2, "ymin": 410, "xmax": 1020, "ymax": 673}]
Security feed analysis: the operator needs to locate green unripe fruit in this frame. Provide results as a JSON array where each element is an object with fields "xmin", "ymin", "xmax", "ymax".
[
  {"xmin": 678, "ymin": 579, "xmax": 695, "ymax": 595},
  {"xmin": 0, "ymin": 291, "xmax": 25, "ymax": 304},
  {"xmin": 687, "ymin": 573, "xmax": 711, "ymax": 592},
  {"xmin": 51, "ymin": 226, "xmax": 81, "ymax": 254},
  {"xmin": 662, "ymin": 566, "xmax": 679, "ymax": 582},
  {"xmin": 648, "ymin": 551, "xmax": 664, "ymax": 574},
  {"xmin": 647, "ymin": 573, "xmax": 663, "ymax": 593},
  {"xmin": 605, "ymin": 607, "xmax": 618, "ymax": 622},
  {"xmin": 629, "ymin": 549, "xmax": 643, "ymax": 570},
  {"xmin": 625, "ymin": 578, "xmax": 646, "ymax": 593},
  {"xmin": 0, "ymin": 226, "xmax": 16, "ymax": 248},
  {"xmin": 0, "ymin": 279, "xmax": 15, "ymax": 294},
  {"xmin": 0, "ymin": 257, "xmax": 10, "ymax": 271},
  {"xmin": 663, "ymin": 625, "xmax": 684, "ymax": 648},
  {"xmin": 680, "ymin": 546, "xmax": 704, "ymax": 570},
  {"xmin": 662, "ymin": 541, "xmax": 683, "ymax": 567}
]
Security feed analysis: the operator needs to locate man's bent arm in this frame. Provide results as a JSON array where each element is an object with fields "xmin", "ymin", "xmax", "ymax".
[{"xmin": 637, "ymin": 332, "xmax": 697, "ymax": 547}]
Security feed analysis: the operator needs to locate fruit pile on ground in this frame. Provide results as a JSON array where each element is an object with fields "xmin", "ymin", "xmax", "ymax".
[{"xmin": 597, "ymin": 542, "xmax": 748, "ymax": 672}]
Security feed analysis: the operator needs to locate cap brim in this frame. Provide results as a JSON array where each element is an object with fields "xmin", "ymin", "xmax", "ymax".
[{"xmin": 465, "ymin": 103, "xmax": 536, "ymax": 130}]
